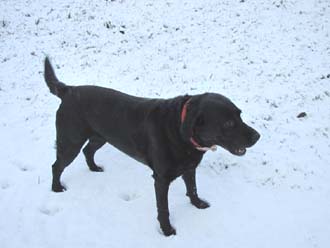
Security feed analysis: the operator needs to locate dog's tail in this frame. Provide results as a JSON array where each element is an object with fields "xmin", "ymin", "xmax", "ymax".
[{"xmin": 44, "ymin": 57, "xmax": 69, "ymax": 99}]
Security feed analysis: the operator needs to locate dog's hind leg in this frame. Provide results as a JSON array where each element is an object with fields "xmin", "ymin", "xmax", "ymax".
[
  {"xmin": 83, "ymin": 135, "xmax": 106, "ymax": 172},
  {"xmin": 52, "ymin": 138, "xmax": 86, "ymax": 192},
  {"xmin": 52, "ymin": 105, "xmax": 88, "ymax": 192},
  {"xmin": 182, "ymin": 168, "xmax": 210, "ymax": 209}
]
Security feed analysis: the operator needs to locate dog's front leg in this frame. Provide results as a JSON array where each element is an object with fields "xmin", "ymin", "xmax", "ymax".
[
  {"xmin": 154, "ymin": 178, "xmax": 176, "ymax": 236},
  {"xmin": 182, "ymin": 168, "xmax": 210, "ymax": 209}
]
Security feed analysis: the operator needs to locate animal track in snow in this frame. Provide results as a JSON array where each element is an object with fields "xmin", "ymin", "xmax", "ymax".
[
  {"xmin": 119, "ymin": 192, "xmax": 140, "ymax": 202},
  {"xmin": 1, "ymin": 182, "xmax": 10, "ymax": 190},
  {"xmin": 39, "ymin": 206, "xmax": 61, "ymax": 216},
  {"xmin": 12, "ymin": 160, "xmax": 33, "ymax": 172}
]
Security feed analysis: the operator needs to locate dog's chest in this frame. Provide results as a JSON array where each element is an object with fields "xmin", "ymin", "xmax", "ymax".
[{"xmin": 171, "ymin": 152, "xmax": 203, "ymax": 177}]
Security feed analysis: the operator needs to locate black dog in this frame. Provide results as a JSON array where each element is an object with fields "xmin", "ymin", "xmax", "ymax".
[{"xmin": 44, "ymin": 57, "xmax": 260, "ymax": 236}]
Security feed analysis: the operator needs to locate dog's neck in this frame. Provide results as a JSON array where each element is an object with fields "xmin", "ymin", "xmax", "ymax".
[{"xmin": 180, "ymin": 98, "xmax": 217, "ymax": 152}]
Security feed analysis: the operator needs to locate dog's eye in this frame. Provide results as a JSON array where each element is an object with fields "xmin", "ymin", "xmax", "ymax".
[{"xmin": 223, "ymin": 120, "xmax": 235, "ymax": 129}]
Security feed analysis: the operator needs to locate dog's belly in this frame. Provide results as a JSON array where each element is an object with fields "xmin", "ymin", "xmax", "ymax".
[
  {"xmin": 85, "ymin": 118, "xmax": 150, "ymax": 166},
  {"xmin": 107, "ymin": 140, "xmax": 148, "ymax": 165}
]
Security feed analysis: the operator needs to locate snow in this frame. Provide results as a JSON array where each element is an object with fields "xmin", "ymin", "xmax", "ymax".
[{"xmin": 0, "ymin": 0, "xmax": 330, "ymax": 247}]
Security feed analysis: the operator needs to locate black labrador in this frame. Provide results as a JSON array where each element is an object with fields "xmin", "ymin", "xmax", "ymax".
[{"xmin": 44, "ymin": 57, "xmax": 260, "ymax": 236}]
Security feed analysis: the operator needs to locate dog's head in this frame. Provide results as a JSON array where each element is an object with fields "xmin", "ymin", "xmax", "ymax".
[{"xmin": 181, "ymin": 93, "xmax": 260, "ymax": 155}]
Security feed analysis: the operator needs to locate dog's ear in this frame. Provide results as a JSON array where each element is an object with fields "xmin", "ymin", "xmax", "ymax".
[{"xmin": 180, "ymin": 96, "xmax": 202, "ymax": 142}]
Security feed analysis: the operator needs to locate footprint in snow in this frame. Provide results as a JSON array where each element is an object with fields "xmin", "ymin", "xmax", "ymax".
[
  {"xmin": 119, "ymin": 192, "xmax": 140, "ymax": 202},
  {"xmin": 13, "ymin": 160, "xmax": 33, "ymax": 172},
  {"xmin": 39, "ymin": 206, "xmax": 61, "ymax": 216},
  {"xmin": 1, "ymin": 182, "xmax": 10, "ymax": 190}
]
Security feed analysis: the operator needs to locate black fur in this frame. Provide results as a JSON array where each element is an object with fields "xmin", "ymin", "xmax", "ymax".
[{"xmin": 44, "ymin": 57, "xmax": 260, "ymax": 236}]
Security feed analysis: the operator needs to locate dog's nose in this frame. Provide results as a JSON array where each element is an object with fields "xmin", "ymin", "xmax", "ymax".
[{"xmin": 251, "ymin": 131, "xmax": 260, "ymax": 144}]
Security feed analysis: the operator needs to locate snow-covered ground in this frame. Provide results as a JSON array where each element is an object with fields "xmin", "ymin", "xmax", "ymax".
[{"xmin": 0, "ymin": 0, "xmax": 329, "ymax": 247}]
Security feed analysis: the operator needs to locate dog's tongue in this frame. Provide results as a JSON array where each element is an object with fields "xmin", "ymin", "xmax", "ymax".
[{"xmin": 196, "ymin": 145, "xmax": 217, "ymax": 152}]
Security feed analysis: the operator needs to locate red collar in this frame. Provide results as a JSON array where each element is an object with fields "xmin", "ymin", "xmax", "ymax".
[
  {"xmin": 180, "ymin": 98, "xmax": 217, "ymax": 152},
  {"xmin": 180, "ymin": 98, "xmax": 191, "ymax": 123}
]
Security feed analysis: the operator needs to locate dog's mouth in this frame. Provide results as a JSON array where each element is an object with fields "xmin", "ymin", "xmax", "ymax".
[
  {"xmin": 230, "ymin": 147, "xmax": 246, "ymax": 156},
  {"xmin": 214, "ymin": 138, "xmax": 247, "ymax": 156}
]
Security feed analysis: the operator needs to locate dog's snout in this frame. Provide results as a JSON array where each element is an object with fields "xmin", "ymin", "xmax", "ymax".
[{"xmin": 251, "ymin": 131, "xmax": 260, "ymax": 145}]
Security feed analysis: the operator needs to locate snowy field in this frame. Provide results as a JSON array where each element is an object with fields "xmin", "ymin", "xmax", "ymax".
[{"xmin": 0, "ymin": 0, "xmax": 330, "ymax": 247}]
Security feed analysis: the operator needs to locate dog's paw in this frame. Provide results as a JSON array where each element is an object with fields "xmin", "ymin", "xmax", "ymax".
[
  {"xmin": 52, "ymin": 184, "xmax": 66, "ymax": 192},
  {"xmin": 191, "ymin": 198, "xmax": 210, "ymax": 209},
  {"xmin": 89, "ymin": 165, "xmax": 104, "ymax": 172},
  {"xmin": 162, "ymin": 226, "xmax": 176, "ymax": 236}
]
